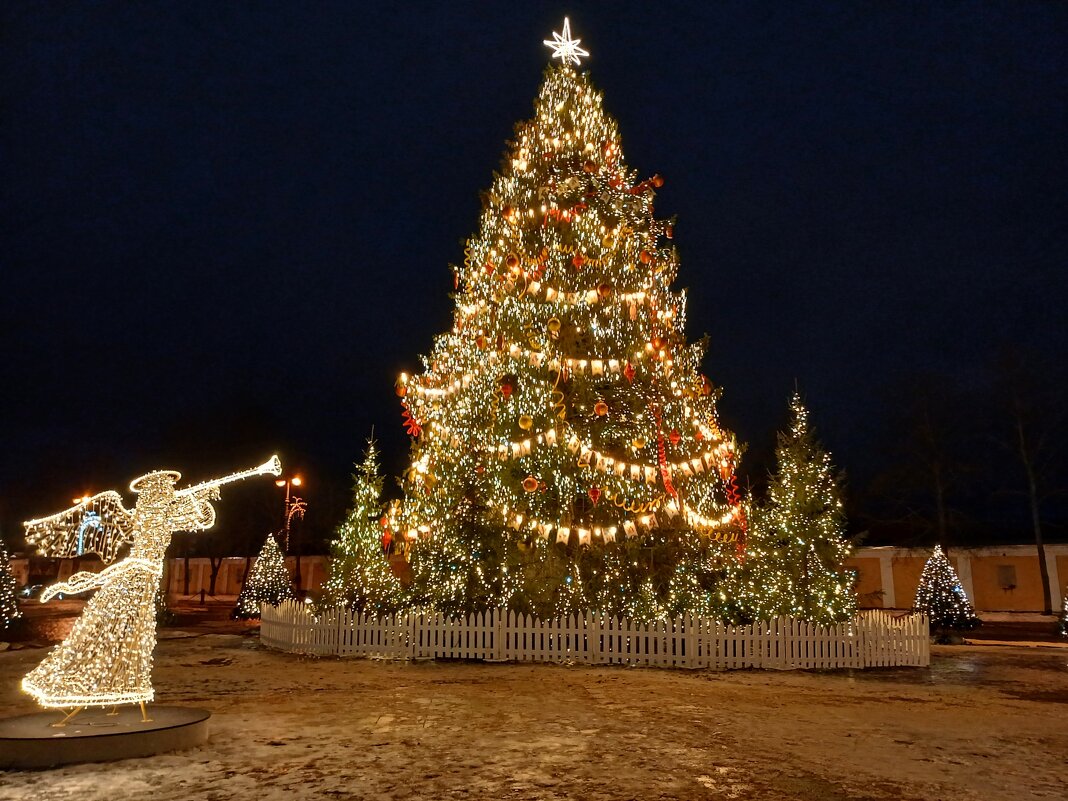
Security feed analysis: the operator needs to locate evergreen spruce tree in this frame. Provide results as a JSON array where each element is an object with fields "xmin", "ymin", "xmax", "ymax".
[
  {"xmin": 913, "ymin": 545, "xmax": 980, "ymax": 637},
  {"xmin": 233, "ymin": 535, "xmax": 294, "ymax": 619},
  {"xmin": 732, "ymin": 393, "xmax": 855, "ymax": 625},
  {"xmin": 1060, "ymin": 591, "xmax": 1067, "ymax": 637},
  {"xmin": 321, "ymin": 440, "xmax": 404, "ymax": 614},
  {"xmin": 394, "ymin": 26, "xmax": 746, "ymax": 617},
  {"xmin": 0, "ymin": 536, "xmax": 20, "ymax": 631}
]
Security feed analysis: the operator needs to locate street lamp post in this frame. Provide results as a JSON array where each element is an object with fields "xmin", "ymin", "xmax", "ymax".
[{"xmin": 275, "ymin": 476, "xmax": 306, "ymax": 593}]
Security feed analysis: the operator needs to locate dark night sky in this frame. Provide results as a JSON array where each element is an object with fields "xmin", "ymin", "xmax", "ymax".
[{"xmin": 2, "ymin": 3, "xmax": 1066, "ymax": 544}]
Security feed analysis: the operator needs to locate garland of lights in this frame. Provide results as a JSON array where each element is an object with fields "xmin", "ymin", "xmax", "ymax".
[{"xmin": 21, "ymin": 456, "xmax": 281, "ymax": 711}]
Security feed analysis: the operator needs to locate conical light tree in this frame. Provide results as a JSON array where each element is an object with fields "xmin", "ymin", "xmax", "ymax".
[
  {"xmin": 0, "ymin": 536, "xmax": 20, "ymax": 631},
  {"xmin": 393, "ymin": 22, "xmax": 746, "ymax": 618},
  {"xmin": 321, "ymin": 439, "xmax": 404, "ymax": 614},
  {"xmin": 913, "ymin": 545, "xmax": 980, "ymax": 634},
  {"xmin": 233, "ymin": 534, "xmax": 294, "ymax": 619},
  {"xmin": 731, "ymin": 393, "xmax": 855, "ymax": 625}
]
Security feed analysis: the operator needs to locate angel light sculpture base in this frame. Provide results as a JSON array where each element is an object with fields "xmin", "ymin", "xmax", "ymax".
[{"xmin": 16, "ymin": 455, "xmax": 281, "ymax": 732}]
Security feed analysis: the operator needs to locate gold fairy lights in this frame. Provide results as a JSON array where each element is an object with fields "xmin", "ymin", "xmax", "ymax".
[
  {"xmin": 21, "ymin": 456, "xmax": 281, "ymax": 711},
  {"xmin": 389, "ymin": 27, "xmax": 745, "ymax": 616}
]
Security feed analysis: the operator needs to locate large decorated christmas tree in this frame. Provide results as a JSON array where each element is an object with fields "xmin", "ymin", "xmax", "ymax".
[{"xmin": 392, "ymin": 21, "xmax": 746, "ymax": 618}]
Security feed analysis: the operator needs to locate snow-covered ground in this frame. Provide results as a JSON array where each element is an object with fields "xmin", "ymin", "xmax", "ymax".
[{"xmin": 1, "ymin": 633, "xmax": 1065, "ymax": 800}]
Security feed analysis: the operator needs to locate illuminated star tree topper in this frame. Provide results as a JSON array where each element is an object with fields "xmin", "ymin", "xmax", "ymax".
[{"xmin": 543, "ymin": 17, "xmax": 589, "ymax": 66}]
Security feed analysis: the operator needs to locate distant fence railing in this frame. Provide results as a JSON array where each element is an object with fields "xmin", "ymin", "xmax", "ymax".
[{"xmin": 260, "ymin": 602, "xmax": 929, "ymax": 670}]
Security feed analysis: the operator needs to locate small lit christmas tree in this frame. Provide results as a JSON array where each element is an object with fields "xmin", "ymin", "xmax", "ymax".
[
  {"xmin": 913, "ymin": 545, "xmax": 980, "ymax": 637},
  {"xmin": 393, "ymin": 20, "xmax": 746, "ymax": 617},
  {"xmin": 1058, "ymin": 590, "xmax": 1066, "ymax": 637},
  {"xmin": 233, "ymin": 534, "xmax": 294, "ymax": 619},
  {"xmin": 0, "ymin": 536, "xmax": 20, "ymax": 631},
  {"xmin": 731, "ymin": 393, "xmax": 855, "ymax": 625},
  {"xmin": 321, "ymin": 439, "xmax": 405, "ymax": 614}
]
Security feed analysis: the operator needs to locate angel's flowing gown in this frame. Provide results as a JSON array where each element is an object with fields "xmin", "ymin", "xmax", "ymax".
[{"xmin": 22, "ymin": 532, "xmax": 169, "ymax": 707}]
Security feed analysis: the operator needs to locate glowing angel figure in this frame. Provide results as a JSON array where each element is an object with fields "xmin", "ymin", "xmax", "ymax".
[{"xmin": 22, "ymin": 455, "xmax": 282, "ymax": 724}]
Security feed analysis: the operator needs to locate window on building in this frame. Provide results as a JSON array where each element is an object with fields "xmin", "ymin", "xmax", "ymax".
[{"xmin": 997, "ymin": 564, "xmax": 1017, "ymax": 591}]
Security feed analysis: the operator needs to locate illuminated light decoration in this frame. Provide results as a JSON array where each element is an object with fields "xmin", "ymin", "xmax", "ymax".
[
  {"xmin": 233, "ymin": 535, "xmax": 294, "ymax": 619},
  {"xmin": 391, "ymin": 29, "xmax": 748, "ymax": 619},
  {"xmin": 913, "ymin": 545, "xmax": 981, "ymax": 635},
  {"xmin": 0, "ymin": 536, "xmax": 20, "ymax": 630},
  {"xmin": 727, "ymin": 394, "xmax": 854, "ymax": 625},
  {"xmin": 21, "ymin": 456, "xmax": 281, "ymax": 712},
  {"xmin": 320, "ymin": 443, "xmax": 405, "ymax": 615},
  {"xmin": 76, "ymin": 511, "xmax": 102, "ymax": 556}
]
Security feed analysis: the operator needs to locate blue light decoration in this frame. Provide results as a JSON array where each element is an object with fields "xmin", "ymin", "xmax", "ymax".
[{"xmin": 76, "ymin": 511, "xmax": 103, "ymax": 557}]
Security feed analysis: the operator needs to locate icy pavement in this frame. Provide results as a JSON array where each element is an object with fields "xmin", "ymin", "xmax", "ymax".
[{"xmin": 0, "ymin": 635, "xmax": 1065, "ymax": 800}]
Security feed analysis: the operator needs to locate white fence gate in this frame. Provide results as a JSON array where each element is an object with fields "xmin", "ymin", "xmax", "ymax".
[{"xmin": 260, "ymin": 602, "xmax": 930, "ymax": 670}]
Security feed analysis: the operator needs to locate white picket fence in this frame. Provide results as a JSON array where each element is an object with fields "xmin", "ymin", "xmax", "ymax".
[{"xmin": 260, "ymin": 601, "xmax": 929, "ymax": 670}]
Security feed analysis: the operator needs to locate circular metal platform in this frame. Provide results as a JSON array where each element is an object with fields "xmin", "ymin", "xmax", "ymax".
[{"xmin": 0, "ymin": 706, "xmax": 210, "ymax": 770}]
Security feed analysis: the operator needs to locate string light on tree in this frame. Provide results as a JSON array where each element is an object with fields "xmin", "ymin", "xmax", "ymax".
[
  {"xmin": 391, "ymin": 23, "xmax": 747, "ymax": 619},
  {"xmin": 21, "ymin": 456, "xmax": 281, "ymax": 723},
  {"xmin": 233, "ymin": 534, "xmax": 295, "ymax": 619},
  {"xmin": 913, "ymin": 545, "xmax": 980, "ymax": 637},
  {"xmin": 727, "ymin": 393, "xmax": 855, "ymax": 626},
  {"xmin": 321, "ymin": 438, "xmax": 405, "ymax": 615},
  {"xmin": 0, "ymin": 535, "xmax": 20, "ymax": 631}
]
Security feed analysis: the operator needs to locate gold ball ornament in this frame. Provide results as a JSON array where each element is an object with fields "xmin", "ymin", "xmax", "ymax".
[
  {"xmin": 597, "ymin": 282, "xmax": 612, "ymax": 299},
  {"xmin": 505, "ymin": 253, "xmax": 520, "ymax": 270},
  {"xmin": 522, "ymin": 475, "xmax": 539, "ymax": 493},
  {"xmin": 631, "ymin": 436, "xmax": 647, "ymax": 449},
  {"xmin": 518, "ymin": 415, "xmax": 534, "ymax": 431},
  {"xmin": 594, "ymin": 401, "xmax": 609, "ymax": 416},
  {"xmin": 546, "ymin": 317, "xmax": 562, "ymax": 333}
]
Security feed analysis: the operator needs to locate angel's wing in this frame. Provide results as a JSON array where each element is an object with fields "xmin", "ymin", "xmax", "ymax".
[{"xmin": 24, "ymin": 491, "xmax": 137, "ymax": 564}]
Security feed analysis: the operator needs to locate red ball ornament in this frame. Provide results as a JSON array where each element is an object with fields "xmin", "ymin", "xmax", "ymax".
[
  {"xmin": 594, "ymin": 400, "xmax": 609, "ymax": 416},
  {"xmin": 476, "ymin": 335, "xmax": 487, "ymax": 350},
  {"xmin": 500, "ymin": 383, "xmax": 513, "ymax": 399},
  {"xmin": 669, "ymin": 429, "xmax": 682, "ymax": 446},
  {"xmin": 652, "ymin": 174, "xmax": 664, "ymax": 188},
  {"xmin": 588, "ymin": 486, "xmax": 601, "ymax": 506},
  {"xmin": 598, "ymin": 282, "xmax": 612, "ymax": 299},
  {"xmin": 505, "ymin": 253, "xmax": 520, "ymax": 269},
  {"xmin": 572, "ymin": 253, "xmax": 586, "ymax": 269},
  {"xmin": 522, "ymin": 475, "xmax": 539, "ymax": 492},
  {"xmin": 651, "ymin": 335, "xmax": 667, "ymax": 350},
  {"xmin": 623, "ymin": 362, "xmax": 636, "ymax": 383},
  {"xmin": 395, "ymin": 383, "xmax": 407, "ymax": 398},
  {"xmin": 639, "ymin": 250, "xmax": 652, "ymax": 265}
]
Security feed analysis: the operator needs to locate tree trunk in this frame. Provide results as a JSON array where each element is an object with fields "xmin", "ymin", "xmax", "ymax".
[
  {"xmin": 1017, "ymin": 418, "xmax": 1052, "ymax": 614},
  {"xmin": 208, "ymin": 556, "xmax": 223, "ymax": 597},
  {"xmin": 933, "ymin": 464, "xmax": 949, "ymax": 552}
]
